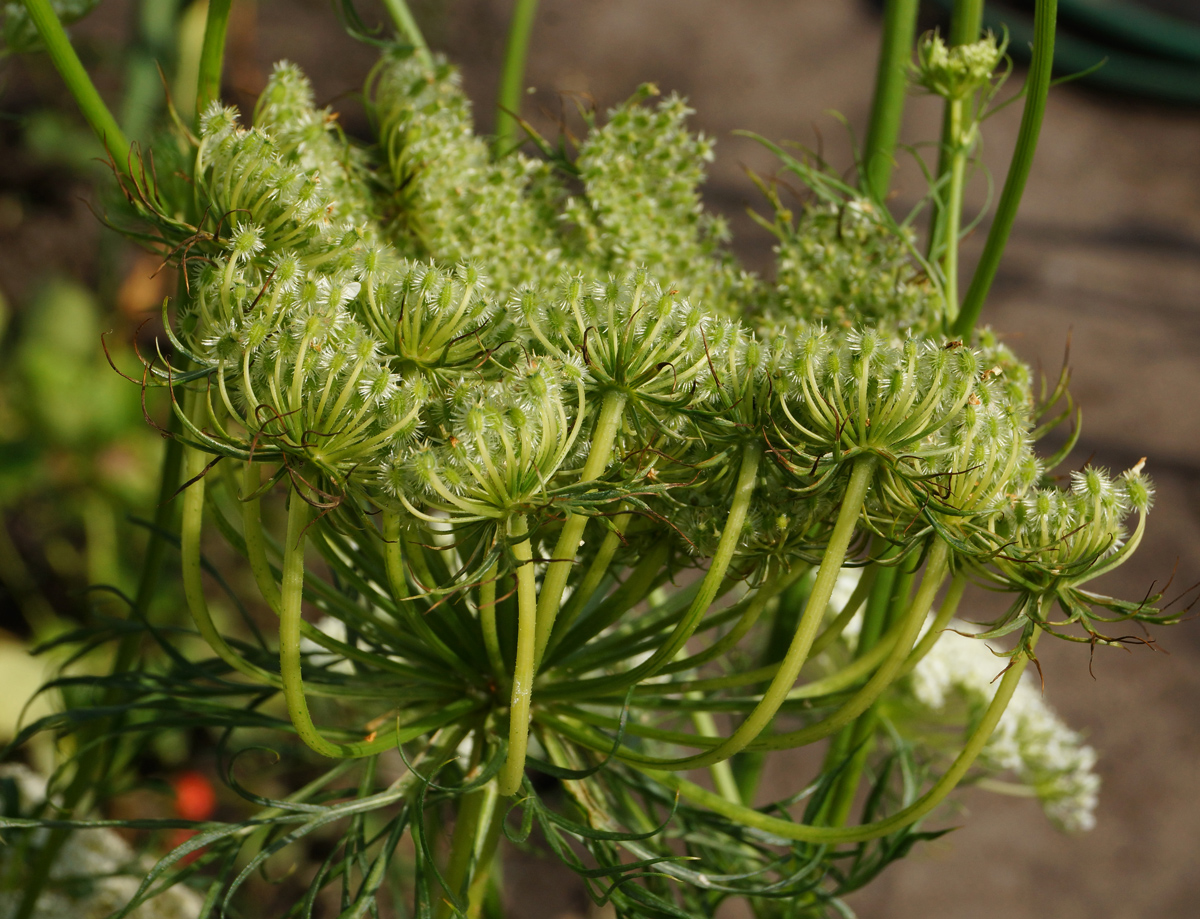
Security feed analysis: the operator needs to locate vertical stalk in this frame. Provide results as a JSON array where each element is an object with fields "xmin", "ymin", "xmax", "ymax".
[
  {"xmin": 499, "ymin": 515, "xmax": 538, "ymax": 795},
  {"xmin": 928, "ymin": 0, "xmax": 985, "ymax": 321},
  {"xmin": 860, "ymin": 0, "xmax": 920, "ymax": 201},
  {"xmin": 494, "ymin": 0, "xmax": 540, "ymax": 154},
  {"xmin": 939, "ymin": 97, "xmax": 968, "ymax": 325},
  {"xmin": 242, "ymin": 461, "xmax": 282, "ymax": 613},
  {"xmin": 20, "ymin": 0, "xmax": 130, "ymax": 165},
  {"xmin": 953, "ymin": 0, "xmax": 1058, "ymax": 337},
  {"xmin": 534, "ymin": 391, "xmax": 626, "ymax": 668},
  {"xmin": 195, "ymin": 0, "xmax": 232, "ymax": 120},
  {"xmin": 382, "ymin": 0, "xmax": 433, "ymax": 70},
  {"xmin": 478, "ymin": 561, "xmax": 506, "ymax": 686},
  {"xmin": 181, "ymin": 443, "xmax": 278, "ymax": 685}
]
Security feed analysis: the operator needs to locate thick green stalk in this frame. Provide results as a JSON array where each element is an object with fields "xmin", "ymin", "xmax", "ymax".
[
  {"xmin": 650, "ymin": 455, "xmax": 876, "ymax": 770},
  {"xmin": 195, "ymin": 0, "xmax": 232, "ymax": 120},
  {"xmin": 382, "ymin": 0, "xmax": 433, "ymax": 70},
  {"xmin": 534, "ymin": 391, "xmax": 626, "ymax": 668},
  {"xmin": 479, "ymin": 561, "xmax": 506, "ymax": 687},
  {"xmin": 21, "ymin": 0, "xmax": 129, "ymax": 164},
  {"xmin": 279, "ymin": 493, "xmax": 401, "ymax": 758},
  {"xmin": 242, "ymin": 461, "xmax": 282, "ymax": 613},
  {"xmin": 953, "ymin": 0, "xmax": 1058, "ymax": 337},
  {"xmin": 949, "ymin": 0, "xmax": 985, "ymax": 45},
  {"xmin": 500, "ymin": 515, "xmax": 538, "ymax": 795},
  {"xmin": 928, "ymin": 0, "xmax": 985, "ymax": 309},
  {"xmin": 181, "ymin": 444, "xmax": 280, "ymax": 686},
  {"xmin": 494, "ymin": 0, "xmax": 540, "ymax": 153},
  {"xmin": 641, "ymin": 626, "xmax": 1041, "ymax": 844},
  {"xmin": 861, "ymin": 0, "xmax": 920, "ymax": 201},
  {"xmin": 819, "ymin": 548, "xmax": 917, "ymax": 825}
]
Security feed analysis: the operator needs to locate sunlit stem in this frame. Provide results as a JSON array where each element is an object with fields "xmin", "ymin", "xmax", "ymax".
[
  {"xmin": 533, "ymin": 391, "xmax": 626, "ymax": 669},
  {"xmin": 642, "ymin": 626, "xmax": 1041, "ymax": 843},
  {"xmin": 940, "ymin": 97, "xmax": 968, "ymax": 325},
  {"xmin": 544, "ymin": 508, "xmax": 631, "ymax": 658},
  {"xmin": 500, "ymin": 514, "xmax": 538, "ymax": 795},
  {"xmin": 279, "ymin": 492, "xmax": 398, "ymax": 758},
  {"xmin": 761, "ymin": 538, "xmax": 950, "ymax": 751}
]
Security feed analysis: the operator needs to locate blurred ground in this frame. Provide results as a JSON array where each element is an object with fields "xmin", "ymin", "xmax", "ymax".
[{"xmin": 3, "ymin": 1, "xmax": 1199, "ymax": 917}]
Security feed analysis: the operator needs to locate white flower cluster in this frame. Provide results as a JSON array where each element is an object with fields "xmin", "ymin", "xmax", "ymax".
[{"xmin": 0, "ymin": 765, "xmax": 202, "ymax": 919}]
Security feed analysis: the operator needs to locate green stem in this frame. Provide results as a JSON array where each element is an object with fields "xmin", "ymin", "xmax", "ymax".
[
  {"xmin": 861, "ymin": 0, "xmax": 920, "ymax": 201},
  {"xmin": 940, "ymin": 97, "xmax": 968, "ymax": 325},
  {"xmin": 465, "ymin": 782, "xmax": 505, "ymax": 918},
  {"xmin": 761, "ymin": 539, "xmax": 949, "ymax": 751},
  {"xmin": 949, "ymin": 0, "xmax": 985, "ymax": 45},
  {"xmin": 534, "ymin": 391, "xmax": 626, "ymax": 669},
  {"xmin": 641, "ymin": 626, "xmax": 1041, "ymax": 843},
  {"xmin": 479, "ymin": 561, "xmax": 506, "ymax": 687},
  {"xmin": 806, "ymin": 563, "xmax": 879, "ymax": 659},
  {"xmin": 21, "ymin": 0, "xmax": 129, "ymax": 166},
  {"xmin": 544, "ymin": 508, "xmax": 630, "ymax": 657},
  {"xmin": 437, "ymin": 741, "xmax": 491, "ymax": 919},
  {"xmin": 953, "ymin": 0, "xmax": 1058, "ymax": 337},
  {"xmin": 180, "ymin": 444, "xmax": 280, "ymax": 686},
  {"xmin": 195, "ymin": 0, "xmax": 232, "ymax": 120},
  {"xmin": 494, "ymin": 0, "xmax": 540, "ymax": 154},
  {"xmin": 382, "ymin": 0, "xmax": 433, "ymax": 70},
  {"xmin": 500, "ymin": 515, "xmax": 538, "ymax": 795},
  {"xmin": 652, "ymin": 455, "xmax": 875, "ymax": 770},
  {"xmin": 928, "ymin": 0, "xmax": 984, "ymax": 291},
  {"xmin": 568, "ymin": 442, "xmax": 763, "ymax": 698},
  {"xmin": 279, "ymin": 492, "xmax": 403, "ymax": 758},
  {"xmin": 242, "ymin": 461, "xmax": 282, "ymax": 613}
]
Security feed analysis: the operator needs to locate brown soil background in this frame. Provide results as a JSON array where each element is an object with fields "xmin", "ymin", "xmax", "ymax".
[{"xmin": 4, "ymin": 2, "xmax": 1200, "ymax": 917}]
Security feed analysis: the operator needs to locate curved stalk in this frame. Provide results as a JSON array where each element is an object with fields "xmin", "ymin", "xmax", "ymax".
[
  {"xmin": 494, "ymin": 0, "xmax": 540, "ymax": 154},
  {"xmin": 181, "ymin": 445, "xmax": 280, "ymax": 686},
  {"xmin": 758, "ymin": 538, "xmax": 949, "ymax": 751},
  {"xmin": 478, "ymin": 561, "xmax": 506, "ymax": 687},
  {"xmin": 499, "ymin": 515, "xmax": 538, "ymax": 795},
  {"xmin": 534, "ymin": 391, "xmax": 626, "ymax": 669},
  {"xmin": 639, "ymin": 626, "xmax": 1041, "ymax": 844},
  {"xmin": 241, "ymin": 460, "xmax": 282, "ymax": 613},
  {"xmin": 559, "ymin": 442, "xmax": 764, "ymax": 698},
  {"xmin": 279, "ymin": 493, "xmax": 411, "ymax": 757},
  {"xmin": 21, "ymin": 0, "xmax": 129, "ymax": 166},
  {"xmin": 630, "ymin": 455, "xmax": 877, "ymax": 770},
  {"xmin": 543, "ymin": 508, "xmax": 631, "ymax": 657},
  {"xmin": 953, "ymin": 0, "xmax": 1058, "ymax": 337},
  {"xmin": 861, "ymin": 0, "xmax": 920, "ymax": 201}
]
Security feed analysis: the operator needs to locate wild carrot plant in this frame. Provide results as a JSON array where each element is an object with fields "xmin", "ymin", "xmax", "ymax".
[{"xmin": 0, "ymin": 1, "xmax": 1189, "ymax": 917}]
